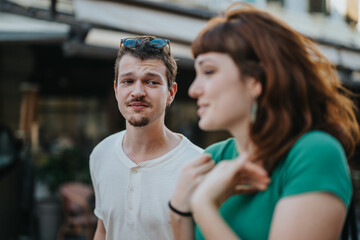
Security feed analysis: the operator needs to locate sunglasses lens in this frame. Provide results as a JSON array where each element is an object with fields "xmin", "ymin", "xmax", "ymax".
[
  {"xmin": 149, "ymin": 39, "xmax": 168, "ymax": 48},
  {"xmin": 121, "ymin": 38, "xmax": 170, "ymax": 53},
  {"xmin": 123, "ymin": 39, "xmax": 141, "ymax": 48}
]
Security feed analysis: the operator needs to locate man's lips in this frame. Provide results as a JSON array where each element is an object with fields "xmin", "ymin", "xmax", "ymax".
[{"xmin": 127, "ymin": 101, "xmax": 149, "ymax": 110}]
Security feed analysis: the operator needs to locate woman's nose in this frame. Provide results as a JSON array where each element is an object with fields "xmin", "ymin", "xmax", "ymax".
[{"xmin": 188, "ymin": 77, "xmax": 203, "ymax": 99}]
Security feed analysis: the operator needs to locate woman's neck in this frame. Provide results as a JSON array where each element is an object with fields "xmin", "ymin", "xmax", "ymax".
[{"xmin": 230, "ymin": 123, "xmax": 253, "ymax": 155}]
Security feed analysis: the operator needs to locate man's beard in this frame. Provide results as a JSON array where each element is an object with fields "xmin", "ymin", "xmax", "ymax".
[
  {"xmin": 125, "ymin": 97, "xmax": 152, "ymax": 127},
  {"xmin": 128, "ymin": 116, "xmax": 149, "ymax": 127}
]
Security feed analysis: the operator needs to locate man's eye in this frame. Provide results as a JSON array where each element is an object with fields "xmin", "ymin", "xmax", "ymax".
[
  {"xmin": 148, "ymin": 80, "xmax": 159, "ymax": 85},
  {"xmin": 121, "ymin": 80, "xmax": 133, "ymax": 84}
]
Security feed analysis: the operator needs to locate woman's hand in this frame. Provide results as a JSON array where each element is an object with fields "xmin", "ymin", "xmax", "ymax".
[
  {"xmin": 191, "ymin": 153, "xmax": 270, "ymax": 210},
  {"xmin": 170, "ymin": 154, "xmax": 215, "ymax": 212}
]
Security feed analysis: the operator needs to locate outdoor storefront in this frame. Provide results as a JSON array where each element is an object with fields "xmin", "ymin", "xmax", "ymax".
[{"xmin": 1, "ymin": 0, "xmax": 360, "ymax": 239}]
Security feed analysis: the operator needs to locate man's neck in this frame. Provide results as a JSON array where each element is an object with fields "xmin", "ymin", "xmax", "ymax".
[{"xmin": 122, "ymin": 121, "xmax": 181, "ymax": 164}]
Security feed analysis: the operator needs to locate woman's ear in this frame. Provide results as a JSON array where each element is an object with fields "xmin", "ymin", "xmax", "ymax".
[{"xmin": 247, "ymin": 77, "xmax": 262, "ymax": 98}]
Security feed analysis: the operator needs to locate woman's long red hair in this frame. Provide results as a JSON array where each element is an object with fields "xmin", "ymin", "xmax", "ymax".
[{"xmin": 192, "ymin": 4, "xmax": 360, "ymax": 172}]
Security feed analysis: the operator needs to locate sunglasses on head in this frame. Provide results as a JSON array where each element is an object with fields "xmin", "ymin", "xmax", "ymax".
[{"xmin": 120, "ymin": 38, "xmax": 171, "ymax": 53}]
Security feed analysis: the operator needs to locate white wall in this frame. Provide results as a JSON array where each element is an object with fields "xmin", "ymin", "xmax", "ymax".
[
  {"xmin": 329, "ymin": 0, "xmax": 347, "ymax": 22},
  {"xmin": 284, "ymin": 0, "xmax": 308, "ymax": 13}
]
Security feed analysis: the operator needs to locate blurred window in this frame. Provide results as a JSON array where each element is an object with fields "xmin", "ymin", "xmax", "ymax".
[{"xmin": 310, "ymin": 0, "xmax": 328, "ymax": 14}]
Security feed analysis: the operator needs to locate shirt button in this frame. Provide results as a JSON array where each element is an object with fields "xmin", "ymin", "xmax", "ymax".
[
  {"xmin": 130, "ymin": 188, "xmax": 134, "ymax": 193},
  {"xmin": 128, "ymin": 206, "xmax": 132, "ymax": 210},
  {"xmin": 132, "ymin": 170, "xmax": 137, "ymax": 174}
]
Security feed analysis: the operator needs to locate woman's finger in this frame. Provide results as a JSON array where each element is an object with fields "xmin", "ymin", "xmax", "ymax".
[
  {"xmin": 193, "ymin": 158, "xmax": 216, "ymax": 174},
  {"xmin": 242, "ymin": 161, "xmax": 268, "ymax": 176},
  {"xmin": 233, "ymin": 186, "xmax": 258, "ymax": 195},
  {"xmin": 191, "ymin": 154, "xmax": 213, "ymax": 167},
  {"xmin": 181, "ymin": 154, "xmax": 215, "ymax": 180}
]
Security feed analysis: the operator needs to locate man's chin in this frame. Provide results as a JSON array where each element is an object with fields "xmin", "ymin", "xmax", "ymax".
[
  {"xmin": 129, "ymin": 122, "xmax": 148, "ymax": 127},
  {"xmin": 128, "ymin": 117, "xmax": 149, "ymax": 127}
]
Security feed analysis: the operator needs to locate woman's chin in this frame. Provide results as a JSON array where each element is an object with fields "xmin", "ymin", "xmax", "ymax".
[{"xmin": 198, "ymin": 119, "xmax": 219, "ymax": 131}]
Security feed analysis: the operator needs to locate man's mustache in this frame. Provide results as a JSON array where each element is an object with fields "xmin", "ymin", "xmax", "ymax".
[{"xmin": 126, "ymin": 97, "xmax": 152, "ymax": 107}]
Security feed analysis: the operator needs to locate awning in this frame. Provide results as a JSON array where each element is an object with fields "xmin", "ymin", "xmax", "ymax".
[
  {"xmin": 73, "ymin": 0, "xmax": 207, "ymax": 43},
  {"xmin": 0, "ymin": 12, "xmax": 70, "ymax": 43},
  {"xmin": 84, "ymin": 28, "xmax": 193, "ymax": 60},
  {"xmin": 2, "ymin": 0, "xmax": 360, "ymax": 71},
  {"xmin": 73, "ymin": 0, "xmax": 360, "ymax": 70}
]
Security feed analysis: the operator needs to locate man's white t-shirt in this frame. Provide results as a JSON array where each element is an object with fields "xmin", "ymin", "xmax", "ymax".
[{"xmin": 90, "ymin": 130, "xmax": 203, "ymax": 240}]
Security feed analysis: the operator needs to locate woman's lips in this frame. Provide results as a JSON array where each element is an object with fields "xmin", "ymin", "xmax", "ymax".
[{"xmin": 197, "ymin": 104, "xmax": 209, "ymax": 116}]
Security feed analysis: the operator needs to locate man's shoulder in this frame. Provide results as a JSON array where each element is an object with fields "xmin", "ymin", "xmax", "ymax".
[
  {"xmin": 163, "ymin": 135, "xmax": 202, "ymax": 167},
  {"xmin": 91, "ymin": 130, "xmax": 125, "ymax": 158},
  {"xmin": 179, "ymin": 134, "xmax": 203, "ymax": 154}
]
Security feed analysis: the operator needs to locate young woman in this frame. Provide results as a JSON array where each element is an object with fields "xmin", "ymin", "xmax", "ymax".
[{"xmin": 169, "ymin": 3, "xmax": 360, "ymax": 240}]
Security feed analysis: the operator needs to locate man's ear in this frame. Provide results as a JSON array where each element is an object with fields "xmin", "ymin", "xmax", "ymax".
[
  {"xmin": 167, "ymin": 82, "xmax": 178, "ymax": 106},
  {"xmin": 114, "ymin": 81, "xmax": 118, "ymax": 100}
]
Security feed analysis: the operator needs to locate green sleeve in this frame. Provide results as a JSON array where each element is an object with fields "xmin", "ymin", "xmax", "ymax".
[
  {"xmin": 280, "ymin": 131, "xmax": 352, "ymax": 207},
  {"xmin": 204, "ymin": 138, "xmax": 239, "ymax": 164}
]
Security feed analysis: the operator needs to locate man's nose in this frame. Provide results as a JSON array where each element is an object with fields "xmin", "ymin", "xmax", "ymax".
[{"xmin": 131, "ymin": 81, "xmax": 146, "ymax": 98}]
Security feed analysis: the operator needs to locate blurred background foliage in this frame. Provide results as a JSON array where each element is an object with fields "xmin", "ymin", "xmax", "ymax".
[{"xmin": 36, "ymin": 147, "xmax": 91, "ymax": 193}]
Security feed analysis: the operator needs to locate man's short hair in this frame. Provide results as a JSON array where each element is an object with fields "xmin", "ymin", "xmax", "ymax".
[{"xmin": 114, "ymin": 35, "xmax": 177, "ymax": 89}]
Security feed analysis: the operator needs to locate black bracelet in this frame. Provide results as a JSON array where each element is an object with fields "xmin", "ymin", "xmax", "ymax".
[{"xmin": 168, "ymin": 201, "xmax": 192, "ymax": 217}]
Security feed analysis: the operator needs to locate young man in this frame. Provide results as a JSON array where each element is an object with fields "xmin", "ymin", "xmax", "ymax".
[{"xmin": 90, "ymin": 36, "xmax": 203, "ymax": 240}]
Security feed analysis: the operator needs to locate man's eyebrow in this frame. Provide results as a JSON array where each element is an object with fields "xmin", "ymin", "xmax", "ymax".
[
  {"xmin": 119, "ymin": 72, "xmax": 134, "ymax": 77},
  {"xmin": 145, "ymin": 72, "xmax": 162, "ymax": 78},
  {"xmin": 119, "ymin": 72, "xmax": 162, "ymax": 78}
]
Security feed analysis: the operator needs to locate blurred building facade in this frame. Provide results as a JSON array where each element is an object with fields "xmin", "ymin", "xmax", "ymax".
[{"xmin": 1, "ymin": 0, "xmax": 360, "ymax": 150}]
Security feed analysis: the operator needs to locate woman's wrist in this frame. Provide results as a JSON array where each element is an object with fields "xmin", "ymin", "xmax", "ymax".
[
  {"xmin": 192, "ymin": 198, "xmax": 218, "ymax": 223},
  {"xmin": 191, "ymin": 189, "xmax": 219, "ymax": 217}
]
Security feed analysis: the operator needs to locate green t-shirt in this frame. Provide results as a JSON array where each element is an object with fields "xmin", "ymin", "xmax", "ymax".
[{"xmin": 195, "ymin": 131, "xmax": 352, "ymax": 240}]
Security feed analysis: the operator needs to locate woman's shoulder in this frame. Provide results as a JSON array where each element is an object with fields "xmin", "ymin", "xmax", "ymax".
[
  {"xmin": 290, "ymin": 130, "xmax": 344, "ymax": 156},
  {"xmin": 204, "ymin": 138, "xmax": 239, "ymax": 162},
  {"xmin": 281, "ymin": 130, "xmax": 349, "ymax": 181},
  {"xmin": 279, "ymin": 130, "xmax": 352, "ymax": 206}
]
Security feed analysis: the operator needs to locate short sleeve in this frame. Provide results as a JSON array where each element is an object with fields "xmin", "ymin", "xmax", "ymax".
[
  {"xmin": 89, "ymin": 153, "xmax": 103, "ymax": 219},
  {"xmin": 204, "ymin": 138, "xmax": 238, "ymax": 163},
  {"xmin": 280, "ymin": 131, "xmax": 352, "ymax": 207}
]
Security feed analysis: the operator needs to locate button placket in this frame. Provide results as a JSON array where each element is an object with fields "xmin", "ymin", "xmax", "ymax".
[{"xmin": 127, "ymin": 167, "xmax": 141, "ymax": 222}]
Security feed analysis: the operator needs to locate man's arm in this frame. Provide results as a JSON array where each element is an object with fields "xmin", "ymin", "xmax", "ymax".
[
  {"xmin": 93, "ymin": 219, "xmax": 106, "ymax": 240},
  {"xmin": 170, "ymin": 211, "xmax": 195, "ymax": 240},
  {"xmin": 170, "ymin": 154, "xmax": 215, "ymax": 240}
]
